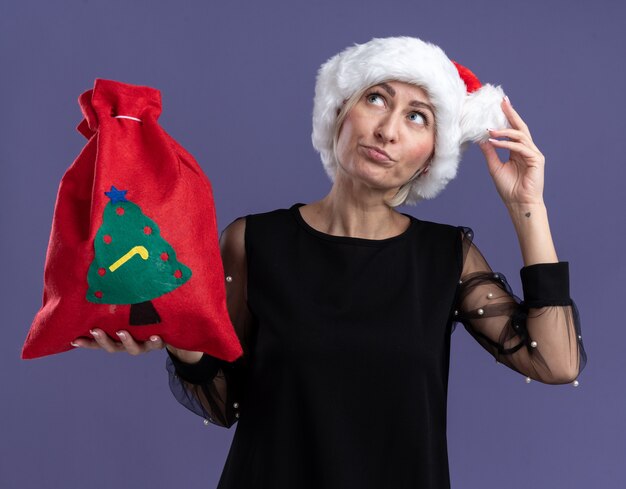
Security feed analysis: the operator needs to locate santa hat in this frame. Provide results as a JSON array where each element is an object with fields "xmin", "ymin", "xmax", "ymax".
[{"xmin": 311, "ymin": 36, "xmax": 509, "ymax": 204}]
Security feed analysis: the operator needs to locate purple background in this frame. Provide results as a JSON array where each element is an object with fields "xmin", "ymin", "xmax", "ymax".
[{"xmin": 2, "ymin": 1, "xmax": 623, "ymax": 487}]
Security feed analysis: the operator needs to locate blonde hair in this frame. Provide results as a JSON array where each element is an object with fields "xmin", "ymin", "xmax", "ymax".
[{"xmin": 331, "ymin": 82, "xmax": 435, "ymax": 208}]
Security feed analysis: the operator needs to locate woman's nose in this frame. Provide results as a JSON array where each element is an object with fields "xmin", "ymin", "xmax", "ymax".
[{"xmin": 375, "ymin": 116, "xmax": 399, "ymax": 144}]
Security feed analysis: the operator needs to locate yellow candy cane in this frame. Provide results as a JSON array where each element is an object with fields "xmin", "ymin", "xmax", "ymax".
[{"xmin": 109, "ymin": 246, "xmax": 149, "ymax": 272}]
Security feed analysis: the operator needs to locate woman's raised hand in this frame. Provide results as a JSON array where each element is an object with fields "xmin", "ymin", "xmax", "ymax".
[
  {"xmin": 71, "ymin": 329, "xmax": 203, "ymax": 364},
  {"xmin": 479, "ymin": 96, "xmax": 546, "ymax": 207}
]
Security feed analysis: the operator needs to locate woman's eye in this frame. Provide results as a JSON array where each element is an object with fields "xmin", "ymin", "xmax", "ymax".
[
  {"xmin": 366, "ymin": 93, "xmax": 384, "ymax": 106},
  {"xmin": 408, "ymin": 112, "xmax": 427, "ymax": 125}
]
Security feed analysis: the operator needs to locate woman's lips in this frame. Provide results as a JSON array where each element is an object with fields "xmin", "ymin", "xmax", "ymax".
[{"xmin": 361, "ymin": 145, "xmax": 393, "ymax": 163}]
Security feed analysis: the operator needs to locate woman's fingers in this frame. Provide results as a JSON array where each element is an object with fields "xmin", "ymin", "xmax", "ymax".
[
  {"xmin": 115, "ymin": 330, "xmax": 142, "ymax": 355},
  {"xmin": 71, "ymin": 329, "xmax": 164, "ymax": 354},
  {"xmin": 487, "ymin": 127, "xmax": 536, "ymax": 149},
  {"xmin": 116, "ymin": 330, "xmax": 165, "ymax": 354},
  {"xmin": 478, "ymin": 140, "xmax": 502, "ymax": 175},
  {"xmin": 486, "ymin": 138, "xmax": 540, "ymax": 161},
  {"xmin": 149, "ymin": 336, "xmax": 166, "ymax": 350},
  {"xmin": 501, "ymin": 96, "xmax": 531, "ymax": 136},
  {"xmin": 89, "ymin": 329, "xmax": 125, "ymax": 353},
  {"xmin": 70, "ymin": 336, "xmax": 102, "ymax": 350}
]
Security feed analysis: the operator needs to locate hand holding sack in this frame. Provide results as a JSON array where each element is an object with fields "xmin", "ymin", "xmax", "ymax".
[{"xmin": 22, "ymin": 79, "xmax": 243, "ymax": 362}]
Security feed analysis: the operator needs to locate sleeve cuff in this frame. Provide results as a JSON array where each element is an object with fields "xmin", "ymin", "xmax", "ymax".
[
  {"xmin": 520, "ymin": 261, "xmax": 572, "ymax": 307},
  {"xmin": 166, "ymin": 348, "xmax": 223, "ymax": 385}
]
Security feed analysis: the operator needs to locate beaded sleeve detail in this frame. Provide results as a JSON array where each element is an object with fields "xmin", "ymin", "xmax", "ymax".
[
  {"xmin": 165, "ymin": 217, "xmax": 254, "ymax": 427},
  {"xmin": 454, "ymin": 227, "xmax": 587, "ymax": 385}
]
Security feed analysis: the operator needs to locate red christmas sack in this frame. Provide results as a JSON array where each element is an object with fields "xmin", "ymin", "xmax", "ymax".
[{"xmin": 22, "ymin": 78, "xmax": 243, "ymax": 362}]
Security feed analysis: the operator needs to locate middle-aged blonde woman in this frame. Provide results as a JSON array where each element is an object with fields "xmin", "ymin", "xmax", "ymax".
[{"xmin": 73, "ymin": 37, "xmax": 588, "ymax": 488}]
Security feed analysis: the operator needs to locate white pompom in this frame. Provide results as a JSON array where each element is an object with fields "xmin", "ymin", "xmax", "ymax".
[{"xmin": 460, "ymin": 84, "xmax": 510, "ymax": 144}]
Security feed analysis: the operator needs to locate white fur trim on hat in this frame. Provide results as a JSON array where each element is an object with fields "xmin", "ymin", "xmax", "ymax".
[{"xmin": 311, "ymin": 36, "xmax": 509, "ymax": 204}]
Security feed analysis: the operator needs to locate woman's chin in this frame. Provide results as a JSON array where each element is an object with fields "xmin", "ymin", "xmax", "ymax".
[
  {"xmin": 351, "ymin": 173, "xmax": 403, "ymax": 196},
  {"xmin": 337, "ymin": 160, "xmax": 409, "ymax": 194},
  {"xmin": 356, "ymin": 166, "xmax": 404, "ymax": 188}
]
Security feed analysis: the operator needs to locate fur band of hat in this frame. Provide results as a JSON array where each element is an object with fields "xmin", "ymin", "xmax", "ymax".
[{"xmin": 311, "ymin": 36, "xmax": 510, "ymax": 204}]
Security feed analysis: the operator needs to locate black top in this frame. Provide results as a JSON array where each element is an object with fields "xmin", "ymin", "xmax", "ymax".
[{"xmin": 165, "ymin": 203, "xmax": 587, "ymax": 489}]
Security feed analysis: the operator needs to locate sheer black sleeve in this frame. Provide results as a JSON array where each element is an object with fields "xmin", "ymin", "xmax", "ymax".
[
  {"xmin": 454, "ymin": 227, "xmax": 587, "ymax": 385},
  {"xmin": 165, "ymin": 217, "xmax": 256, "ymax": 428}
]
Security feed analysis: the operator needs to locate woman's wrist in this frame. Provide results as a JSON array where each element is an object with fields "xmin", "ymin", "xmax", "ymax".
[
  {"xmin": 506, "ymin": 201, "xmax": 547, "ymax": 230},
  {"xmin": 166, "ymin": 346, "xmax": 222, "ymax": 384},
  {"xmin": 505, "ymin": 202, "xmax": 558, "ymax": 266},
  {"xmin": 166, "ymin": 344, "xmax": 204, "ymax": 364},
  {"xmin": 504, "ymin": 198, "xmax": 545, "ymax": 213}
]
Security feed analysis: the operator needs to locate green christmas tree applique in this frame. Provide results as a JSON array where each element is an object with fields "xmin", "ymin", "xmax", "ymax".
[{"xmin": 86, "ymin": 186, "xmax": 192, "ymax": 325}]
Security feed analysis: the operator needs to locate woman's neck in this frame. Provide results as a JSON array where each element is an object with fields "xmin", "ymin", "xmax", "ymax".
[{"xmin": 299, "ymin": 178, "xmax": 410, "ymax": 240}]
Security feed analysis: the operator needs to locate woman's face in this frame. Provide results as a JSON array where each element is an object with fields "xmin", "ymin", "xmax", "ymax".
[{"xmin": 335, "ymin": 80, "xmax": 435, "ymax": 196}]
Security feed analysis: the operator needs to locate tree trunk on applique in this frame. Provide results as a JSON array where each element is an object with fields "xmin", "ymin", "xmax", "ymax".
[{"xmin": 86, "ymin": 186, "xmax": 192, "ymax": 325}]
